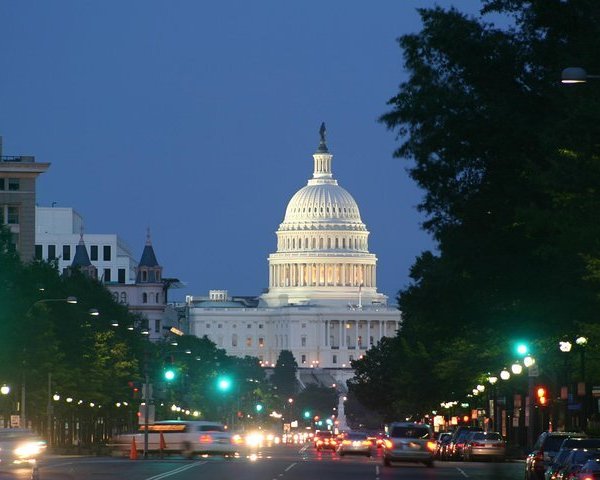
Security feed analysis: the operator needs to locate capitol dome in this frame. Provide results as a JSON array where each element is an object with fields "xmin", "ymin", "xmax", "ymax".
[{"xmin": 260, "ymin": 124, "xmax": 387, "ymax": 308}]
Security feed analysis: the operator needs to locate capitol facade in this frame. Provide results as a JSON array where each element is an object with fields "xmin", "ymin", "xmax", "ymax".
[{"xmin": 187, "ymin": 125, "xmax": 401, "ymax": 385}]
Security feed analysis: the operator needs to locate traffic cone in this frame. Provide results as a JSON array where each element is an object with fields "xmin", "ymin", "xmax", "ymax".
[
  {"xmin": 159, "ymin": 432, "xmax": 167, "ymax": 458},
  {"xmin": 129, "ymin": 437, "xmax": 138, "ymax": 460}
]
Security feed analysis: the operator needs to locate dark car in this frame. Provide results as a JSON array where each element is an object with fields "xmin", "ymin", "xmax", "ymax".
[
  {"xmin": 448, "ymin": 426, "xmax": 484, "ymax": 460},
  {"xmin": 526, "ymin": 431, "xmax": 587, "ymax": 480},
  {"xmin": 435, "ymin": 432, "xmax": 452, "ymax": 459},
  {"xmin": 553, "ymin": 448, "xmax": 600, "ymax": 480},
  {"xmin": 314, "ymin": 430, "xmax": 337, "ymax": 451},
  {"xmin": 545, "ymin": 438, "xmax": 600, "ymax": 480},
  {"xmin": 577, "ymin": 458, "xmax": 600, "ymax": 479}
]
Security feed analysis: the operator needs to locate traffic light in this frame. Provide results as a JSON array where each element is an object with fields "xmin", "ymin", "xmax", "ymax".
[
  {"xmin": 255, "ymin": 403, "xmax": 263, "ymax": 413},
  {"xmin": 128, "ymin": 381, "xmax": 141, "ymax": 399},
  {"xmin": 164, "ymin": 369, "xmax": 176, "ymax": 381},
  {"xmin": 515, "ymin": 342, "xmax": 529, "ymax": 356},
  {"xmin": 217, "ymin": 376, "xmax": 232, "ymax": 392},
  {"xmin": 536, "ymin": 386, "xmax": 548, "ymax": 406},
  {"xmin": 303, "ymin": 410, "xmax": 311, "ymax": 419}
]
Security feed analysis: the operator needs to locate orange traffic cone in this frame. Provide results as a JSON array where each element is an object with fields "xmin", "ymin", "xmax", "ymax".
[
  {"xmin": 159, "ymin": 432, "xmax": 167, "ymax": 458},
  {"xmin": 129, "ymin": 437, "xmax": 138, "ymax": 460}
]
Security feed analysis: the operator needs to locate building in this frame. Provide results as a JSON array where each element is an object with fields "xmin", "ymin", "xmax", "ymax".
[
  {"xmin": 35, "ymin": 206, "xmax": 181, "ymax": 341},
  {"xmin": 187, "ymin": 125, "xmax": 402, "ymax": 386},
  {"xmin": 35, "ymin": 206, "xmax": 137, "ymax": 282},
  {"xmin": 0, "ymin": 137, "xmax": 50, "ymax": 260}
]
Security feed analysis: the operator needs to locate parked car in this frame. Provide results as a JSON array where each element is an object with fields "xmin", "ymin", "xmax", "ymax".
[
  {"xmin": 546, "ymin": 439, "xmax": 600, "ymax": 480},
  {"xmin": 526, "ymin": 431, "xmax": 587, "ymax": 480},
  {"xmin": 575, "ymin": 458, "xmax": 600, "ymax": 480},
  {"xmin": 112, "ymin": 420, "xmax": 242, "ymax": 458},
  {"xmin": 314, "ymin": 430, "xmax": 337, "ymax": 451},
  {"xmin": 0, "ymin": 429, "xmax": 46, "ymax": 467},
  {"xmin": 553, "ymin": 449, "xmax": 600, "ymax": 480},
  {"xmin": 447, "ymin": 426, "xmax": 483, "ymax": 460},
  {"xmin": 435, "ymin": 432, "xmax": 452, "ymax": 459},
  {"xmin": 382, "ymin": 422, "xmax": 435, "ymax": 468},
  {"xmin": 462, "ymin": 431, "xmax": 506, "ymax": 462},
  {"xmin": 337, "ymin": 432, "xmax": 372, "ymax": 457}
]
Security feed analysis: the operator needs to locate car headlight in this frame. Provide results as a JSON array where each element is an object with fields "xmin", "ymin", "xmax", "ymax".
[{"xmin": 14, "ymin": 441, "xmax": 46, "ymax": 458}]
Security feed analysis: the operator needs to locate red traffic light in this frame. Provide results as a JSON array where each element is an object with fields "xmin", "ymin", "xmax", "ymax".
[{"xmin": 536, "ymin": 386, "xmax": 547, "ymax": 406}]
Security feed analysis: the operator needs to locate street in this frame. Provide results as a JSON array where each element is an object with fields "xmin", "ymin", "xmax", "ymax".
[{"xmin": 1, "ymin": 443, "xmax": 524, "ymax": 480}]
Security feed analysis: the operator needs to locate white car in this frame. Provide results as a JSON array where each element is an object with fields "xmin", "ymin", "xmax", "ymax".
[
  {"xmin": 114, "ymin": 420, "xmax": 243, "ymax": 458},
  {"xmin": 0, "ymin": 429, "xmax": 47, "ymax": 467}
]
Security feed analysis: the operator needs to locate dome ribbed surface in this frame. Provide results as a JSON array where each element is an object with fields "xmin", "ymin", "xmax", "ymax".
[{"xmin": 282, "ymin": 182, "xmax": 362, "ymax": 225}]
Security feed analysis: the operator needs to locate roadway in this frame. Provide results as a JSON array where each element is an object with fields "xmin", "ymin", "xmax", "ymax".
[{"xmin": 1, "ymin": 443, "xmax": 524, "ymax": 480}]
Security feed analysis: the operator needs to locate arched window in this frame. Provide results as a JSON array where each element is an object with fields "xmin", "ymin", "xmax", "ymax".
[
  {"xmin": 120, "ymin": 292, "xmax": 127, "ymax": 303},
  {"xmin": 155, "ymin": 293, "xmax": 160, "ymax": 303},
  {"xmin": 311, "ymin": 238, "xmax": 316, "ymax": 249},
  {"xmin": 343, "ymin": 238, "xmax": 346, "ymax": 249},
  {"xmin": 232, "ymin": 334, "xmax": 238, "ymax": 347},
  {"xmin": 142, "ymin": 293, "xmax": 148, "ymax": 304},
  {"xmin": 319, "ymin": 238, "xmax": 323, "ymax": 249},
  {"xmin": 112, "ymin": 292, "xmax": 119, "ymax": 302},
  {"xmin": 327, "ymin": 238, "xmax": 331, "ymax": 249},
  {"xmin": 335, "ymin": 238, "xmax": 339, "ymax": 248}
]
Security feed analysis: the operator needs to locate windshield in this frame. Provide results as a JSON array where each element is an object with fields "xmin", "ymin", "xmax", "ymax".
[{"xmin": 389, "ymin": 426, "xmax": 430, "ymax": 439}]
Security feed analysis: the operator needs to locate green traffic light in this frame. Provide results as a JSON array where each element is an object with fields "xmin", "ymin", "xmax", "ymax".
[
  {"xmin": 217, "ymin": 376, "xmax": 232, "ymax": 392},
  {"xmin": 164, "ymin": 369, "xmax": 176, "ymax": 381},
  {"xmin": 516, "ymin": 343, "xmax": 529, "ymax": 356},
  {"xmin": 303, "ymin": 410, "xmax": 310, "ymax": 418},
  {"xmin": 255, "ymin": 403, "xmax": 263, "ymax": 412}
]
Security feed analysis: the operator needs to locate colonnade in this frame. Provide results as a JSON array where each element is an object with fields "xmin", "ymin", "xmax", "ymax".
[
  {"xmin": 269, "ymin": 262, "xmax": 376, "ymax": 288},
  {"xmin": 324, "ymin": 319, "xmax": 400, "ymax": 349}
]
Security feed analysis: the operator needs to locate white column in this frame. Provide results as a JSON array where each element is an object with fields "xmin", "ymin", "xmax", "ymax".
[
  {"xmin": 379, "ymin": 320, "xmax": 383, "ymax": 340},
  {"xmin": 366, "ymin": 321, "xmax": 371, "ymax": 347},
  {"xmin": 340, "ymin": 321, "xmax": 344, "ymax": 347},
  {"xmin": 355, "ymin": 321, "xmax": 359, "ymax": 349}
]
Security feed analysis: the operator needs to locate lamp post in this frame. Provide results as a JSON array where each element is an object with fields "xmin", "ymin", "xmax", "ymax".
[
  {"xmin": 561, "ymin": 67, "xmax": 600, "ymax": 83},
  {"xmin": 559, "ymin": 336, "xmax": 588, "ymax": 430}
]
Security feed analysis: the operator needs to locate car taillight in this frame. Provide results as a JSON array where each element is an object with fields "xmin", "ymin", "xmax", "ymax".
[
  {"xmin": 231, "ymin": 434, "xmax": 243, "ymax": 445},
  {"xmin": 362, "ymin": 441, "xmax": 371, "ymax": 446},
  {"xmin": 384, "ymin": 439, "xmax": 393, "ymax": 449},
  {"xmin": 342, "ymin": 440, "xmax": 351, "ymax": 445},
  {"xmin": 317, "ymin": 440, "xmax": 323, "ymax": 445},
  {"xmin": 199, "ymin": 434, "xmax": 212, "ymax": 443},
  {"xmin": 331, "ymin": 440, "xmax": 337, "ymax": 445},
  {"xmin": 427, "ymin": 441, "xmax": 436, "ymax": 451},
  {"xmin": 472, "ymin": 442, "xmax": 485, "ymax": 447}
]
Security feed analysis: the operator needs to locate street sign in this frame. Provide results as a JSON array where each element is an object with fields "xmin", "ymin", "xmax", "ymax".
[
  {"xmin": 528, "ymin": 364, "xmax": 539, "ymax": 377},
  {"xmin": 592, "ymin": 386, "xmax": 600, "ymax": 397}
]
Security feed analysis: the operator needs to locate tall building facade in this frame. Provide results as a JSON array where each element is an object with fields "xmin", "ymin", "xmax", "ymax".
[
  {"xmin": 187, "ymin": 125, "xmax": 402, "ymax": 385},
  {"xmin": 0, "ymin": 137, "xmax": 49, "ymax": 260}
]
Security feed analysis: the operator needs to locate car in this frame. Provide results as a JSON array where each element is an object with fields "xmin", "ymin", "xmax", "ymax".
[
  {"xmin": 462, "ymin": 431, "xmax": 505, "ymax": 462},
  {"xmin": 337, "ymin": 431, "xmax": 372, "ymax": 457},
  {"xmin": 314, "ymin": 430, "xmax": 337, "ymax": 451},
  {"xmin": 447, "ymin": 426, "xmax": 483, "ymax": 460},
  {"xmin": 545, "ymin": 438, "xmax": 600, "ymax": 480},
  {"xmin": 553, "ymin": 449, "xmax": 600, "ymax": 480},
  {"xmin": 382, "ymin": 422, "xmax": 436, "ymax": 468},
  {"xmin": 365, "ymin": 430, "xmax": 385, "ymax": 448},
  {"xmin": 575, "ymin": 458, "xmax": 600, "ymax": 480},
  {"xmin": 0, "ymin": 429, "xmax": 47, "ymax": 467},
  {"xmin": 113, "ymin": 420, "xmax": 243, "ymax": 458},
  {"xmin": 435, "ymin": 432, "xmax": 452, "ymax": 459},
  {"xmin": 526, "ymin": 431, "xmax": 587, "ymax": 480}
]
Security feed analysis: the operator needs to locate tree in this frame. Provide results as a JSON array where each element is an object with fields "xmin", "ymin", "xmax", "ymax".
[
  {"xmin": 353, "ymin": 0, "xmax": 600, "ymax": 418},
  {"xmin": 270, "ymin": 350, "xmax": 298, "ymax": 397}
]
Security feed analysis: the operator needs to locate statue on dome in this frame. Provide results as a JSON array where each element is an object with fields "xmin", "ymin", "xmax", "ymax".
[{"xmin": 319, "ymin": 122, "xmax": 327, "ymax": 143}]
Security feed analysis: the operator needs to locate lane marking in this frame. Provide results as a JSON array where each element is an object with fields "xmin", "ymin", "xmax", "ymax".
[
  {"xmin": 285, "ymin": 462, "xmax": 297, "ymax": 472},
  {"xmin": 375, "ymin": 465, "xmax": 380, "ymax": 480},
  {"xmin": 456, "ymin": 467, "xmax": 469, "ymax": 478},
  {"xmin": 144, "ymin": 461, "xmax": 206, "ymax": 480}
]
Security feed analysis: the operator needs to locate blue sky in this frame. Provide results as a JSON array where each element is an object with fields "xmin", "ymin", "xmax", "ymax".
[{"xmin": 1, "ymin": 1, "xmax": 490, "ymax": 302}]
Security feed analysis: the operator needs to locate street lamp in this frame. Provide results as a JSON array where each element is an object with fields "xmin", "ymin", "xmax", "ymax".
[
  {"xmin": 511, "ymin": 363, "xmax": 523, "ymax": 375},
  {"xmin": 561, "ymin": 67, "xmax": 600, "ymax": 83},
  {"xmin": 500, "ymin": 369, "xmax": 511, "ymax": 381}
]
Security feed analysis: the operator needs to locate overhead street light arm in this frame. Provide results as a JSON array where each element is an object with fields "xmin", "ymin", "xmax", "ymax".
[{"xmin": 561, "ymin": 67, "xmax": 600, "ymax": 83}]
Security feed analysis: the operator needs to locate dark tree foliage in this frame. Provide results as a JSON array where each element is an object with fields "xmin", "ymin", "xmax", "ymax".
[
  {"xmin": 270, "ymin": 350, "xmax": 299, "ymax": 397},
  {"xmin": 351, "ymin": 0, "xmax": 600, "ymax": 418}
]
